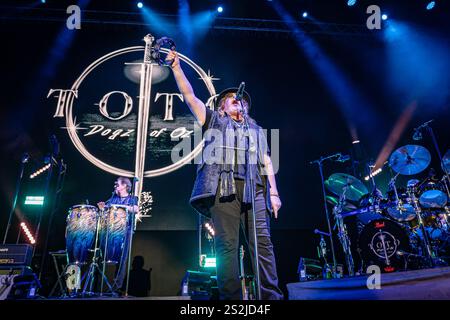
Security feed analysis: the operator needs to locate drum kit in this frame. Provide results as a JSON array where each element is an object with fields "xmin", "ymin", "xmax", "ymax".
[
  {"xmin": 64, "ymin": 204, "xmax": 134, "ymax": 296},
  {"xmin": 324, "ymin": 145, "xmax": 450, "ymax": 274}
]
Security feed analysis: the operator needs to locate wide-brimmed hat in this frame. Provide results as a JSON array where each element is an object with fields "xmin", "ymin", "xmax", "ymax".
[{"xmin": 215, "ymin": 87, "xmax": 252, "ymax": 111}]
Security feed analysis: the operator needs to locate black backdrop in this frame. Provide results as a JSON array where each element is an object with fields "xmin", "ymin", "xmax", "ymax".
[{"xmin": 1, "ymin": 1, "xmax": 449, "ymax": 297}]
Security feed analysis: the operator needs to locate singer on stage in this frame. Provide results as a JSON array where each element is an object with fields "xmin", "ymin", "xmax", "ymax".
[{"xmin": 166, "ymin": 50, "xmax": 284, "ymax": 300}]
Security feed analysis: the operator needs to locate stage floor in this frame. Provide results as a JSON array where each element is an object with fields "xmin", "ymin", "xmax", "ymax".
[{"xmin": 287, "ymin": 266, "xmax": 450, "ymax": 300}]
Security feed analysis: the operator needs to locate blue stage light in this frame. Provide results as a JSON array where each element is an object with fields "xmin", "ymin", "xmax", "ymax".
[
  {"xmin": 217, "ymin": 6, "xmax": 223, "ymax": 13},
  {"xmin": 382, "ymin": 14, "xmax": 388, "ymax": 20},
  {"xmin": 347, "ymin": 0, "xmax": 357, "ymax": 6},
  {"xmin": 426, "ymin": 1, "xmax": 435, "ymax": 10},
  {"xmin": 302, "ymin": 11, "xmax": 308, "ymax": 18},
  {"xmin": 41, "ymin": 0, "xmax": 46, "ymax": 3},
  {"xmin": 137, "ymin": 2, "xmax": 143, "ymax": 9}
]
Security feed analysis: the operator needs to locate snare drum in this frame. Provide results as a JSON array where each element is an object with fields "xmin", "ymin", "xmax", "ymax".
[
  {"xmin": 65, "ymin": 205, "xmax": 99, "ymax": 264},
  {"xmin": 99, "ymin": 205, "xmax": 131, "ymax": 264}
]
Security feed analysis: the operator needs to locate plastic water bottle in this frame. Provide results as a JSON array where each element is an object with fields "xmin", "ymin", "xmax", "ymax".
[
  {"xmin": 298, "ymin": 258, "xmax": 307, "ymax": 282},
  {"xmin": 181, "ymin": 278, "xmax": 189, "ymax": 296}
]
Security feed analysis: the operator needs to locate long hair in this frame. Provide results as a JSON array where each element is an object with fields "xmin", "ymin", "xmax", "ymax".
[
  {"xmin": 117, "ymin": 177, "xmax": 132, "ymax": 193},
  {"xmin": 217, "ymin": 92, "xmax": 249, "ymax": 117}
]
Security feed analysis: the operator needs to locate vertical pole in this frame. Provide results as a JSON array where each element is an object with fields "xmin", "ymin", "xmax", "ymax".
[
  {"xmin": 3, "ymin": 153, "xmax": 28, "ymax": 244},
  {"xmin": 317, "ymin": 161, "xmax": 338, "ymax": 276},
  {"xmin": 133, "ymin": 34, "xmax": 155, "ymax": 198}
]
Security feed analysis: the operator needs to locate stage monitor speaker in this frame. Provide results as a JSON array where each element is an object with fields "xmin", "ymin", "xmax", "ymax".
[
  {"xmin": 0, "ymin": 244, "xmax": 33, "ymax": 267},
  {"xmin": 181, "ymin": 270, "xmax": 212, "ymax": 300},
  {"xmin": 6, "ymin": 273, "xmax": 42, "ymax": 300},
  {"xmin": 0, "ymin": 266, "xmax": 33, "ymax": 300}
]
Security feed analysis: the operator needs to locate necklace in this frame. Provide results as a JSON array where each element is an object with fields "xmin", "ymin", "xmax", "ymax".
[{"xmin": 231, "ymin": 118, "xmax": 244, "ymax": 128}]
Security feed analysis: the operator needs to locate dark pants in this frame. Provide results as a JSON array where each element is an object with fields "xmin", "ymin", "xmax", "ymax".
[{"xmin": 210, "ymin": 179, "xmax": 284, "ymax": 300}]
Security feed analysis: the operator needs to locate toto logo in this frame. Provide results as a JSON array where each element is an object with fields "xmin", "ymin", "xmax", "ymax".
[{"xmin": 48, "ymin": 34, "xmax": 219, "ymax": 198}]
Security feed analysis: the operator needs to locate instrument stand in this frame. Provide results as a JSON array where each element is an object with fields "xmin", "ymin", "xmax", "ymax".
[
  {"xmin": 388, "ymin": 173, "xmax": 406, "ymax": 214},
  {"xmin": 48, "ymin": 250, "xmax": 69, "ymax": 297},
  {"xmin": 310, "ymin": 156, "xmax": 339, "ymax": 278},
  {"xmin": 334, "ymin": 187, "xmax": 355, "ymax": 276},
  {"xmin": 99, "ymin": 210, "xmax": 111, "ymax": 295},
  {"xmin": 82, "ymin": 213, "xmax": 114, "ymax": 296},
  {"xmin": 408, "ymin": 188, "xmax": 439, "ymax": 267}
]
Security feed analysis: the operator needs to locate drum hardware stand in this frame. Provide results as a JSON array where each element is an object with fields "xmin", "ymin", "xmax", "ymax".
[
  {"xmin": 407, "ymin": 188, "xmax": 437, "ymax": 267},
  {"xmin": 314, "ymin": 229, "xmax": 331, "ymax": 266},
  {"xmin": 99, "ymin": 191, "xmax": 115, "ymax": 295},
  {"xmin": 388, "ymin": 173, "xmax": 405, "ymax": 213},
  {"xmin": 99, "ymin": 207, "xmax": 112, "ymax": 295},
  {"xmin": 334, "ymin": 186, "xmax": 355, "ymax": 276},
  {"xmin": 310, "ymin": 154, "xmax": 340, "ymax": 278},
  {"xmin": 82, "ymin": 210, "xmax": 114, "ymax": 296},
  {"xmin": 314, "ymin": 230, "xmax": 334, "ymax": 276}
]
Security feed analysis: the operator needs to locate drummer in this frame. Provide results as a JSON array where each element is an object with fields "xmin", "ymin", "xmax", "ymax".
[{"xmin": 97, "ymin": 177, "xmax": 139, "ymax": 213}]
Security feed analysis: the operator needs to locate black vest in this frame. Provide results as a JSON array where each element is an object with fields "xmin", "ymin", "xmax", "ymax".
[{"xmin": 189, "ymin": 110, "xmax": 272, "ymax": 217}]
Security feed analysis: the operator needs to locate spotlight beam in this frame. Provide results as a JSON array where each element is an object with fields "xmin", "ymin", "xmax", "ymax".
[
  {"xmin": 141, "ymin": 6, "xmax": 176, "ymax": 36},
  {"xmin": 373, "ymin": 101, "xmax": 417, "ymax": 172},
  {"xmin": 177, "ymin": 0, "xmax": 193, "ymax": 50},
  {"xmin": 270, "ymin": 1, "xmax": 379, "ymax": 137}
]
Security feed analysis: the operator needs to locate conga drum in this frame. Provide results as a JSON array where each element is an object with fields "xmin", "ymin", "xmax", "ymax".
[
  {"xmin": 65, "ymin": 205, "xmax": 99, "ymax": 264},
  {"xmin": 99, "ymin": 205, "xmax": 131, "ymax": 264}
]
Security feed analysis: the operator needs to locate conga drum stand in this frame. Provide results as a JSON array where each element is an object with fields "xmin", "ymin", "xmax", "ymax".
[{"xmin": 81, "ymin": 210, "xmax": 114, "ymax": 296}]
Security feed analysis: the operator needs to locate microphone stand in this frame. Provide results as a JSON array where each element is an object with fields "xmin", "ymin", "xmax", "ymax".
[
  {"xmin": 238, "ymin": 100, "xmax": 261, "ymax": 300},
  {"xmin": 310, "ymin": 153, "xmax": 341, "ymax": 278},
  {"xmin": 3, "ymin": 153, "xmax": 29, "ymax": 244}
]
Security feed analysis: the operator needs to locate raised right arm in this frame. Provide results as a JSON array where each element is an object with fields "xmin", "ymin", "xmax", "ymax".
[{"xmin": 166, "ymin": 50, "xmax": 207, "ymax": 125}]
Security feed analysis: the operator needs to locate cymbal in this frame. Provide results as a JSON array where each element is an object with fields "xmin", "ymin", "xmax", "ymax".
[
  {"xmin": 389, "ymin": 145, "xmax": 431, "ymax": 175},
  {"xmin": 442, "ymin": 149, "xmax": 450, "ymax": 174},
  {"xmin": 325, "ymin": 173, "xmax": 368, "ymax": 201},
  {"xmin": 326, "ymin": 196, "xmax": 357, "ymax": 211}
]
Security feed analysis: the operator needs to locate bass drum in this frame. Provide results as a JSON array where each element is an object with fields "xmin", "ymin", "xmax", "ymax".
[{"xmin": 358, "ymin": 219, "xmax": 412, "ymax": 272}]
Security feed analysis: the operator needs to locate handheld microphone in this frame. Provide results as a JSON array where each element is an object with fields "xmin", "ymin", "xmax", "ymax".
[{"xmin": 235, "ymin": 82, "xmax": 245, "ymax": 101}]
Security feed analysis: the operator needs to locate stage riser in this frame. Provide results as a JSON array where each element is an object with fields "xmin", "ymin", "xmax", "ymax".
[{"xmin": 287, "ymin": 267, "xmax": 450, "ymax": 300}]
